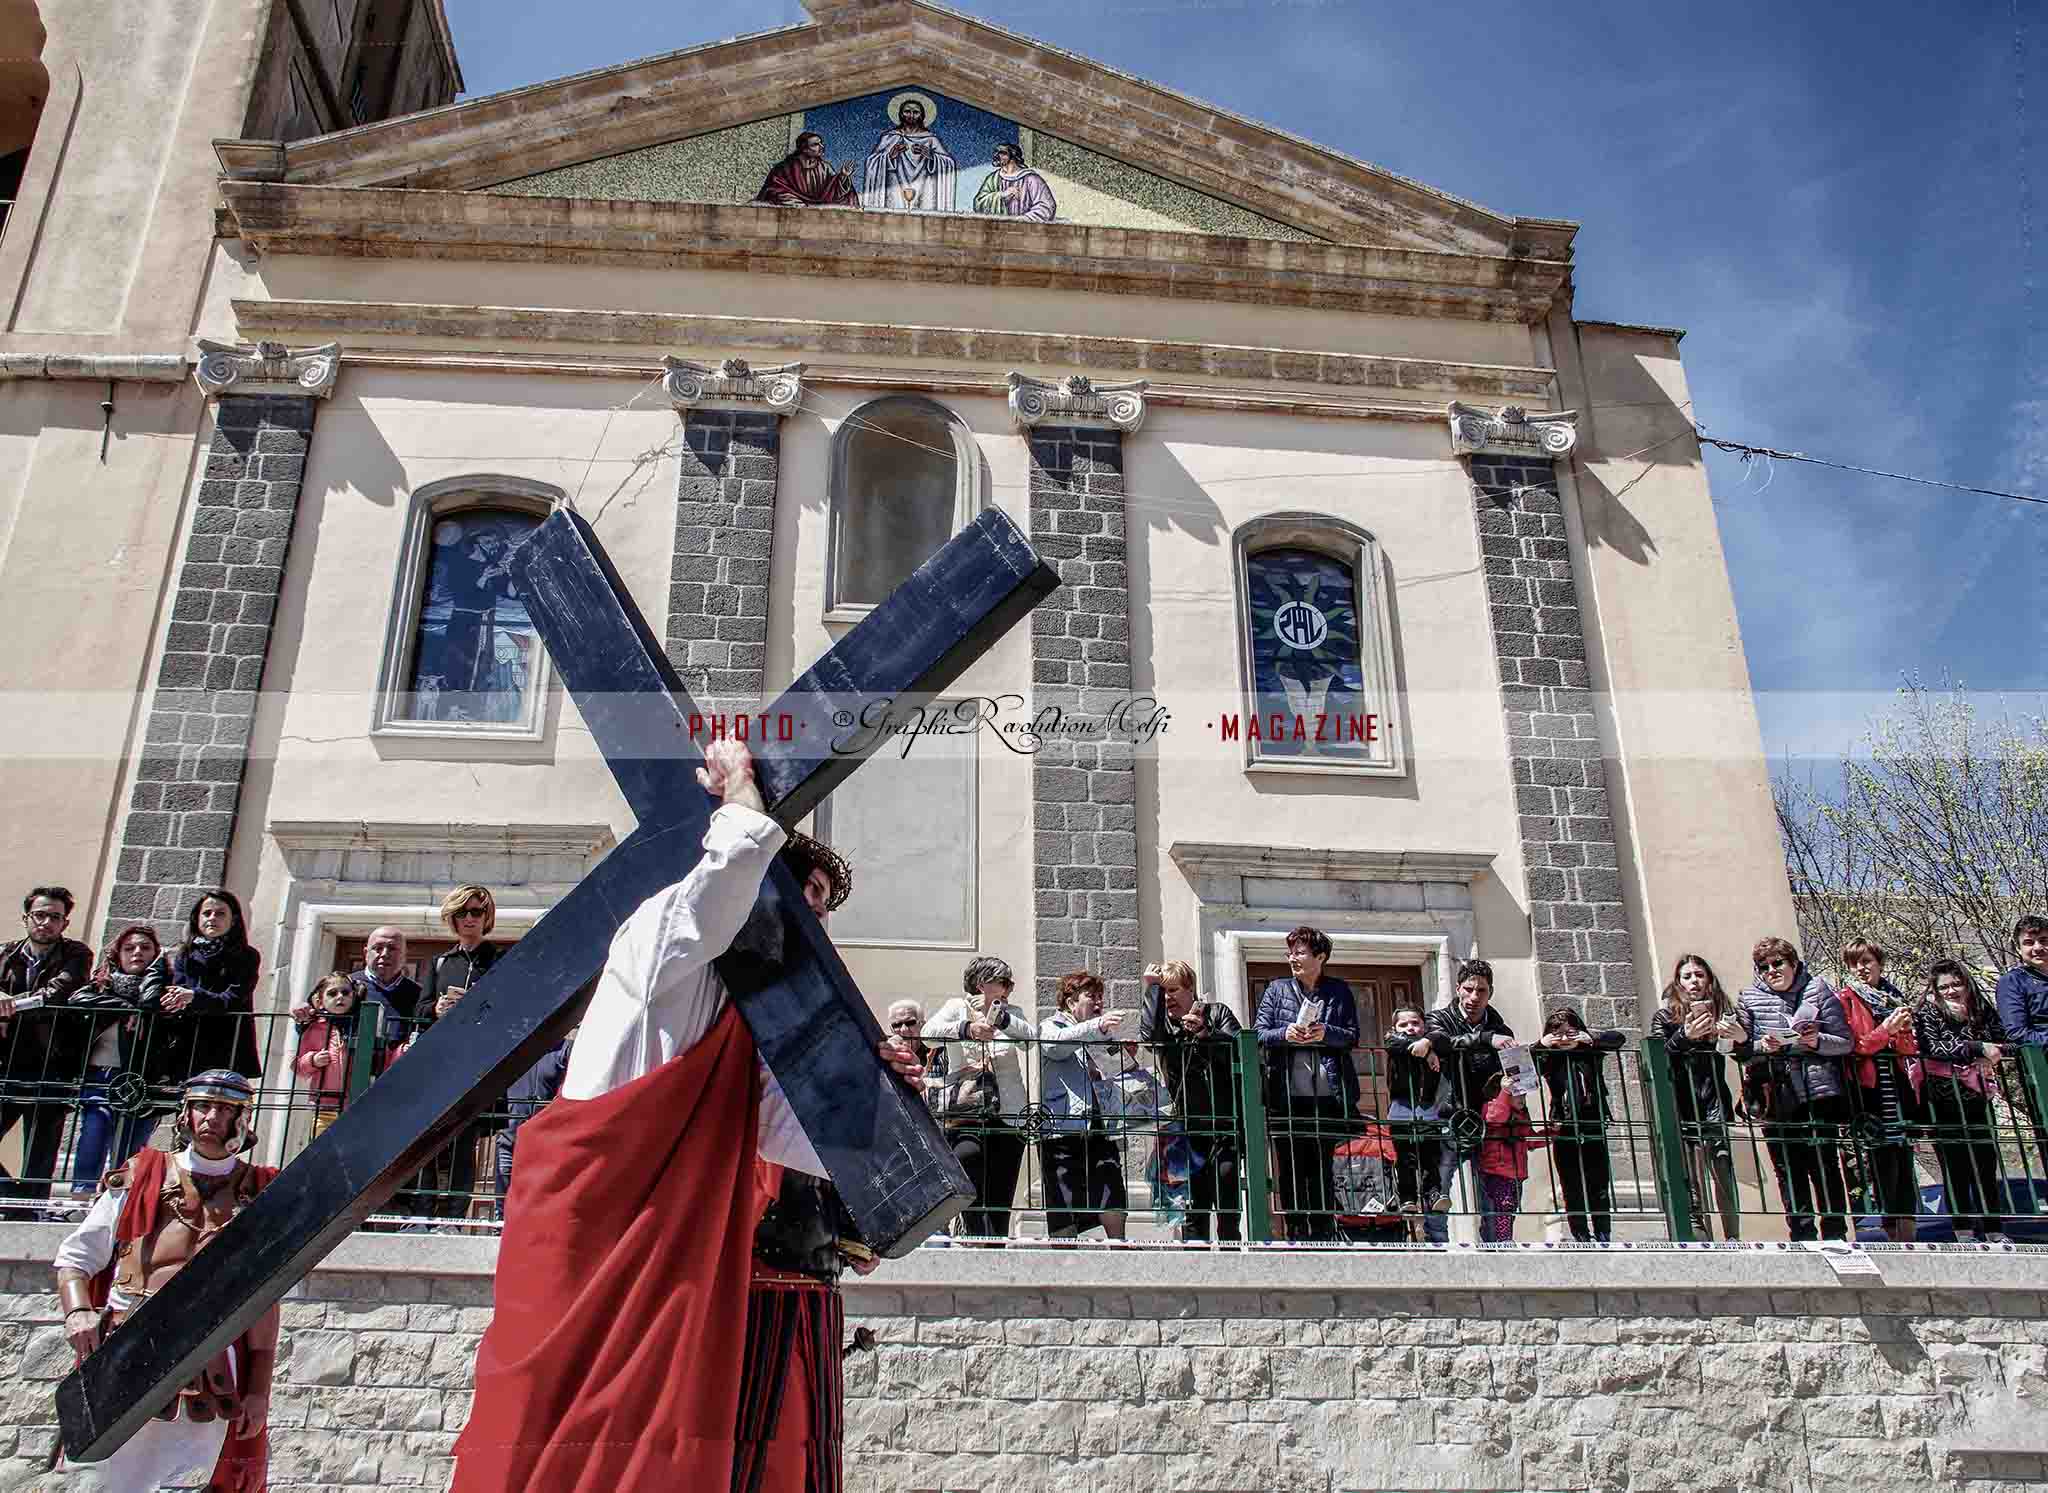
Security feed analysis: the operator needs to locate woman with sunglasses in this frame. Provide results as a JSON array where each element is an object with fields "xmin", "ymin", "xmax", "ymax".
[
  {"xmin": 416, "ymin": 885, "xmax": 504, "ymax": 1222},
  {"xmin": 1733, "ymin": 935, "xmax": 1853, "ymax": 1241}
]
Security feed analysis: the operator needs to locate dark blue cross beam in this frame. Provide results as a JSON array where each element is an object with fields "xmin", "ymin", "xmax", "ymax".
[{"xmin": 59, "ymin": 505, "xmax": 1059, "ymax": 1464}]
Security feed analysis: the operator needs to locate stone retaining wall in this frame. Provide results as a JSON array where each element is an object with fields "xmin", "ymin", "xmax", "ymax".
[{"xmin": 2, "ymin": 1231, "xmax": 2044, "ymax": 1492}]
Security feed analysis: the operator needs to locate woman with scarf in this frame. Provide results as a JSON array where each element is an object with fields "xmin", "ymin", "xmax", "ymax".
[
  {"xmin": 1834, "ymin": 938, "xmax": 1922, "ymax": 1241},
  {"xmin": 140, "ymin": 889, "xmax": 264, "ymax": 1087},
  {"xmin": 1914, "ymin": 959, "xmax": 2009, "ymax": 1242},
  {"xmin": 63, "ymin": 923, "xmax": 163, "ymax": 1206}
]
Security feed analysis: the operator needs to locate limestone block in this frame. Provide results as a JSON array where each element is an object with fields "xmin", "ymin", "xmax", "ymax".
[
  {"xmin": 1003, "ymin": 1315, "xmax": 1076, "ymax": 1346},
  {"xmin": 915, "ymin": 1313, "xmax": 1002, "ymax": 1346},
  {"xmin": 285, "ymin": 1327, "xmax": 358, "ymax": 1385},
  {"xmin": 846, "ymin": 1396, "xmax": 906, "ymax": 1452},
  {"xmin": 1074, "ymin": 1316, "xmax": 1160, "ymax": 1347},
  {"xmin": 1039, "ymin": 1345, "xmax": 1143, "ymax": 1399},
  {"xmin": 1192, "ymin": 1345, "xmax": 1273, "ymax": 1401},
  {"xmin": 876, "ymin": 1344, "xmax": 968, "ymax": 1399},
  {"xmin": 353, "ymin": 1329, "xmax": 438, "ymax": 1387},
  {"xmin": 1137, "ymin": 1345, "xmax": 1194, "ymax": 1399},
  {"xmin": 17, "ymin": 1326, "xmax": 69, "ymax": 1381},
  {"xmin": 963, "ymin": 1342, "xmax": 1038, "ymax": 1399},
  {"xmin": 1806, "ymin": 1436, "xmax": 1931, "ymax": 1492}
]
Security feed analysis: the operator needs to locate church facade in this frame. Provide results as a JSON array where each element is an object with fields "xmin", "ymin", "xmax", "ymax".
[{"xmin": 1, "ymin": 0, "xmax": 1789, "ymax": 1111}]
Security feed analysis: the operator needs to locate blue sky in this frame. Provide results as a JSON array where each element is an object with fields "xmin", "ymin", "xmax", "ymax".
[{"xmin": 445, "ymin": 0, "xmax": 2044, "ymax": 761}]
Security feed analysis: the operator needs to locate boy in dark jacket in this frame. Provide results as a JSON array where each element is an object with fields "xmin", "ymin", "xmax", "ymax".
[{"xmin": 1423, "ymin": 959, "xmax": 1516, "ymax": 1239}]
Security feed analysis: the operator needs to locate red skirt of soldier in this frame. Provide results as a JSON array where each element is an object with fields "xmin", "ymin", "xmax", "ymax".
[
  {"xmin": 733, "ymin": 1268, "xmax": 845, "ymax": 1493},
  {"xmin": 451, "ymin": 1004, "xmax": 768, "ymax": 1492}
]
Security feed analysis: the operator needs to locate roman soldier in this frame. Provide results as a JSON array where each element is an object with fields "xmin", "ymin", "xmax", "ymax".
[{"xmin": 53, "ymin": 1069, "xmax": 279, "ymax": 1492}]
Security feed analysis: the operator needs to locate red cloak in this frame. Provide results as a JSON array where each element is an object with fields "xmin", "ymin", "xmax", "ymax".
[
  {"xmin": 84, "ymin": 1146, "xmax": 278, "ymax": 1493},
  {"xmin": 452, "ymin": 1003, "xmax": 771, "ymax": 1491}
]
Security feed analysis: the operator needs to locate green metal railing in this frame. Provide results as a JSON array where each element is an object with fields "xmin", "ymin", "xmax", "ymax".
[{"xmin": 5, "ymin": 999, "xmax": 2047, "ymax": 1245}]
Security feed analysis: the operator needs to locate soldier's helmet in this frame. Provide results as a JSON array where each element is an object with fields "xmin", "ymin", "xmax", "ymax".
[
  {"xmin": 178, "ymin": 1069, "xmax": 258, "ymax": 1152},
  {"xmin": 182, "ymin": 1069, "xmax": 255, "ymax": 1108}
]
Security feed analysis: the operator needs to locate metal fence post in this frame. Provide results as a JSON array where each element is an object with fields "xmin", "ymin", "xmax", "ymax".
[
  {"xmin": 1235, "ymin": 1027, "xmax": 1271, "ymax": 1242},
  {"xmin": 2016, "ymin": 1044, "xmax": 2048, "ymax": 1216},
  {"xmin": 1636, "ymin": 1035, "xmax": 1696, "ymax": 1242},
  {"xmin": 348, "ymin": 1001, "xmax": 384, "ymax": 1107}
]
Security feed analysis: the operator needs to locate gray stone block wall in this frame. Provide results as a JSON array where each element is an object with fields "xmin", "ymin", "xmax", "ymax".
[
  {"xmin": 1469, "ymin": 453, "xmax": 1636, "ymax": 1030},
  {"xmin": 103, "ymin": 394, "xmax": 319, "ymax": 947},
  {"xmin": 1, "ymin": 1237, "xmax": 2043, "ymax": 1492},
  {"xmin": 1027, "ymin": 427, "xmax": 1139, "ymax": 1010},
  {"xmin": 664, "ymin": 410, "xmax": 778, "ymax": 707}
]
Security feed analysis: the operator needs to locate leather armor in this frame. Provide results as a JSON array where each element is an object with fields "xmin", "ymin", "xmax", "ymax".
[
  {"xmin": 105, "ymin": 1158, "xmax": 266, "ymax": 1420},
  {"xmin": 753, "ymin": 1171, "xmax": 866, "ymax": 1281}
]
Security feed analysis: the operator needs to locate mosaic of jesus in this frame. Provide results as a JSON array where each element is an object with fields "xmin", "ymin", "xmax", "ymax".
[{"xmin": 754, "ymin": 86, "xmax": 1059, "ymax": 222}]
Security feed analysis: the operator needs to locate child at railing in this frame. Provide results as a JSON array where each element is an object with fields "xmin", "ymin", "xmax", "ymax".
[
  {"xmin": 1382, "ymin": 1004, "xmax": 1445, "ymax": 1216},
  {"xmin": 294, "ymin": 974, "xmax": 362, "ymax": 1139},
  {"xmin": 1478, "ymin": 1073, "xmax": 1551, "ymax": 1242},
  {"xmin": 1536, "ymin": 1007, "xmax": 1625, "ymax": 1242}
]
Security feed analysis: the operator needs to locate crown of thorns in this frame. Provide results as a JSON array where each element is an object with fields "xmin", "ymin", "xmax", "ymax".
[{"xmin": 781, "ymin": 830, "xmax": 852, "ymax": 911}]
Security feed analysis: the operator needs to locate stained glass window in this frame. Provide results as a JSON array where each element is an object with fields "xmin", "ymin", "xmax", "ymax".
[
  {"xmin": 1244, "ymin": 546, "xmax": 1375, "ymax": 762},
  {"xmin": 399, "ymin": 509, "xmax": 543, "ymax": 725}
]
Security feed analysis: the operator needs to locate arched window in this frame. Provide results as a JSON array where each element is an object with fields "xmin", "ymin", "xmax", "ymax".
[
  {"xmin": 372, "ymin": 477, "xmax": 560, "ymax": 739},
  {"xmin": 826, "ymin": 395, "xmax": 976, "ymax": 618},
  {"xmin": 1232, "ymin": 514, "xmax": 1403, "ymax": 776}
]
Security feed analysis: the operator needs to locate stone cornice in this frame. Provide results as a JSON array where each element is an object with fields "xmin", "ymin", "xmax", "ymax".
[
  {"xmin": 1447, "ymin": 401, "xmax": 1581, "ymax": 458},
  {"xmin": 291, "ymin": 348, "xmax": 1457, "ymax": 424},
  {"xmin": 1007, "ymin": 373, "xmax": 1147, "ymax": 432},
  {"xmin": 663, "ymin": 357, "xmax": 805, "ymax": 415},
  {"xmin": 216, "ymin": 184, "xmax": 1570, "ymax": 325},
  {"xmin": 237, "ymin": 1, "xmax": 1575, "ymax": 259},
  {"xmin": 193, "ymin": 339, "xmax": 340, "ymax": 400},
  {"xmin": 230, "ymin": 298, "xmax": 1559, "ymax": 404},
  {"xmin": 268, "ymin": 821, "xmax": 617, "ymax": 859},
  {"xmin": 1169, "ymin": 842, "xmax": 1497, "ymax": 885}
]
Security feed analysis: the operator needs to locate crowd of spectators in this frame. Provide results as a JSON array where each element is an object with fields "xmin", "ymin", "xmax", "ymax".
[
  {"xmin": 911, "ymin": 913, "xmax": 2048, "ymax": 1246},
  {"xmin": 6, "ymin": 876, "xmax": 2048, "ymax": 1247}
]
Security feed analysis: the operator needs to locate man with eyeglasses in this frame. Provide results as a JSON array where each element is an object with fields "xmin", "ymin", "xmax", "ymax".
[
  {"xmin": 1734, "ymin": 936, "xmax": 1853, "ymax": 1241},
  {"xmin": 0, "ymin": 885, "xmax": 95, "ymax": 1212}
]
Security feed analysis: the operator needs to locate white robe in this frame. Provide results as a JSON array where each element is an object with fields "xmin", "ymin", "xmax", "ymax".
[
  {"xmin": 560, "ymin": 802, "xmax": 825, "ymax": 1176},
  {"xmin": 859, "ymin": 127, "xmax": 958, "ymax": 212}
]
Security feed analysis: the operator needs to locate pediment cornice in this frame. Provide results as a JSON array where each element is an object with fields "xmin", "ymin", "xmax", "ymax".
[
  {"xmin": 217, "ymin": 183, "xmax": 1572, "ymax": 324},
  {"xmin": 226, "ymin": 0, "xmax": 1575, "ymax": 261}
]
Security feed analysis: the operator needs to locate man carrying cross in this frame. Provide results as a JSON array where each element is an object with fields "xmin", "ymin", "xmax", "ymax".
[{"xmin": 451, "ymin": 736, "xmax": 920, "ymax": 1493}]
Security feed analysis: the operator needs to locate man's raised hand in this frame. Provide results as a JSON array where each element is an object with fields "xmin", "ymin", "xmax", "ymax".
[{"xmin": 696, "ymin": 738, "xmax": 765, "ymax": 815}]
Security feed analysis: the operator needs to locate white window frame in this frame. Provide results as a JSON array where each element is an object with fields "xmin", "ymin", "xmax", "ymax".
[
  {"xmin": 370, "ymin": 474, "xmax": 563, "ymax": 742},
  {"xmin": 823, "ymin": 394, "xmax": 979, "ymax": 623},
  {"xmin": 1231, "ymin": 512, "xmax": 1405, "ymax": 779}
]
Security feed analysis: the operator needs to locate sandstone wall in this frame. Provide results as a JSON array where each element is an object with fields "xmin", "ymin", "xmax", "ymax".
[{"xmin": 1, "ymin": 1231, "xmax": 2043, "ymax": 1492}]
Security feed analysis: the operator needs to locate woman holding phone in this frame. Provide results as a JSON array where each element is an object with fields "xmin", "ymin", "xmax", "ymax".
[{"xmin": 1652, "ymin": 954, "xmax": 1744, "ymax": 1238}]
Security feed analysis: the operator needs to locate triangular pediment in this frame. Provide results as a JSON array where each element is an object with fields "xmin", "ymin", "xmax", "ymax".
[{"xmin": 252, "ymin": 0, "xmax": 1574, "ymax": 261}]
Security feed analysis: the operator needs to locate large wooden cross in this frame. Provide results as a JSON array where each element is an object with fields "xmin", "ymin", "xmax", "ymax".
[{"xmin": 59, "ymin": 505, "xmax": 1059, "ymax": 1463}]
